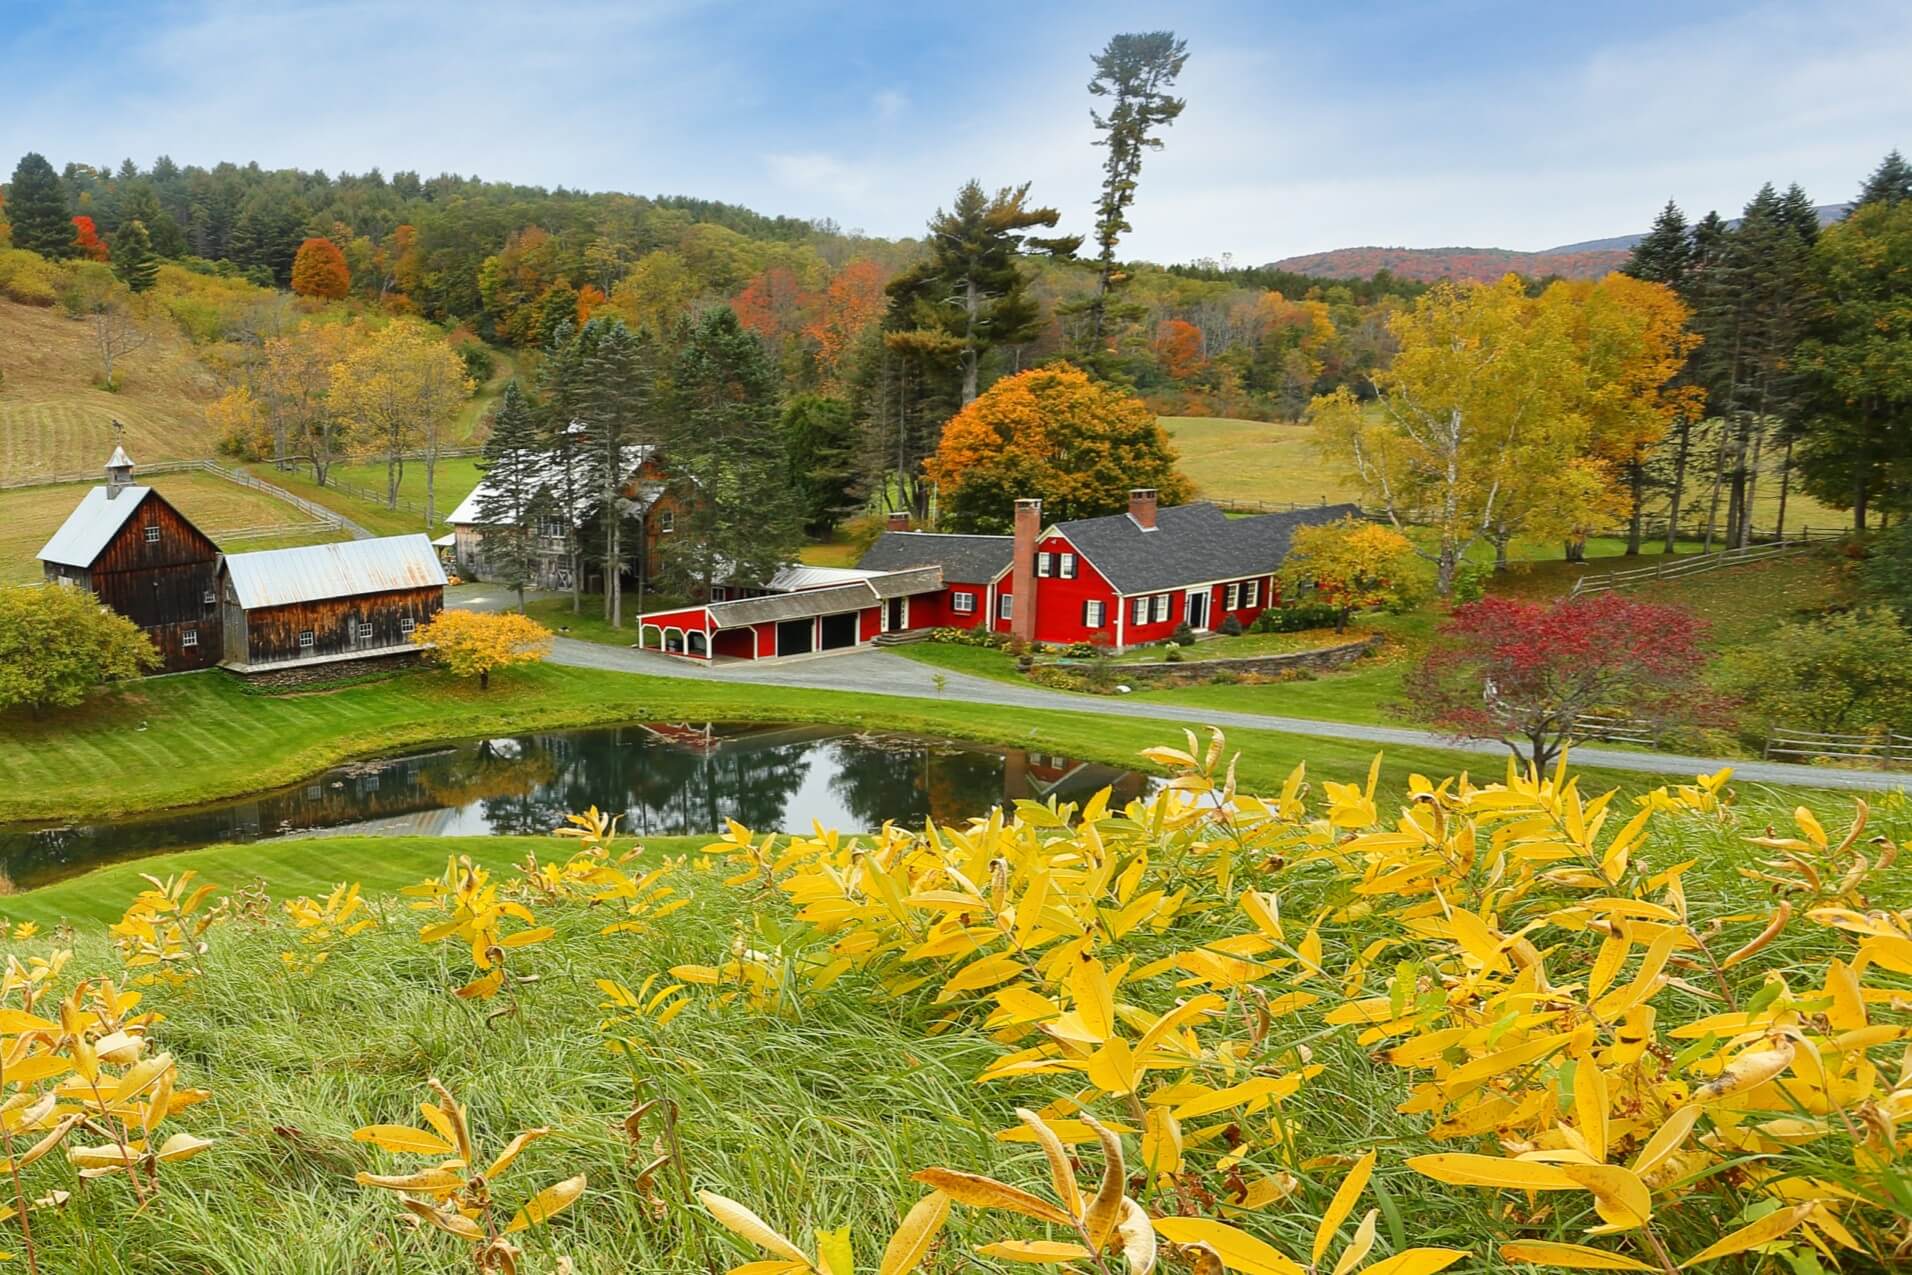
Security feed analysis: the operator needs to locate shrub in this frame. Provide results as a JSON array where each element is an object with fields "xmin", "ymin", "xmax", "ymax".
[
  {"xmin": 0, "ymin": 247, "xmax": 63, "ymax": 306},
  {"xmin": 0, "ymin": 582, "xmax": 160, "ymax": 713},
  {"xmin": 1720, "ymin": 606, "xmax": 1912, "ymax": 738},
  {"xmin": 1451, "ymin": 560, "xmax": 1489, "ymax": 604},
  {"xmin": 456, "ymin": 339, "xmax": 496, "ymax": 383},
  {"xmin": 1061, "ymin": 641, "xmax": 1100, "ymax": 659},
  {"xmin": 1163, "ymin": 646, "xmax": 1183, "ymax": 663},
  {"xmin": 1171, "ymin": 622, "xmax": 1196, "ymax": 646},
  {"xmin": 1219, "ymin": 614, "xmax": 1244, "ymax": 636},
  {"xmin": 1255, "ymin": 601, "xmax": 1341, "ymax": 633}
]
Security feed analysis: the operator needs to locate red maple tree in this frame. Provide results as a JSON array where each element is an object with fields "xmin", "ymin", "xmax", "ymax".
[
  {"xmin": 70, "ymin": 215, "xmax": 109, "ymax": 262},
  {"xmin": 290, "ymin": 236, "xmax": 351, "ymax": 300},
  {"xmin": 1152, "ymin": 318, "xmax": 1206, "ymax": 379},
  {"xmin": 803, "ymin": 258, "xmax": 888, "ymax": 381},
  {"xmin": 1405, "ymin": 593, "xmax": 1716, "ymax": 772}
]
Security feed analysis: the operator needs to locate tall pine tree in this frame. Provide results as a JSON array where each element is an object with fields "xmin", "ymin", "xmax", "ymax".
[
  {"xmin": 536, "ymin": 320, "xmax": 591, "ymax": 612},
  {"xmin": 5, "ymin": 153, "xmax": 72, "ymax": 258},
  {"xmin": 474, "ymin": 381, "xmax": 546, "ymax": 611},
  {"xmin": 1083, "ymin": 31, "xmax": 1189, "ymax": 348},
  {"xmin": 1623, "ymin": 200, "xmax": 1693, "ymax": 288},
  {"xmin": 111, "ymin": 219, "xmax": 160, "ymax": 293},
  {"xmin": 1854, "ymin": 149, "xmax": 1912, "ymax": 209},
  {"xmin": 577, "ymin": 319, "xmax": 657, "ymax": 628}
]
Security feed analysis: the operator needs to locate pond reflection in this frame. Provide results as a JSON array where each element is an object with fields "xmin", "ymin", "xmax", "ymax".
[{"xmin": 0, "ymin": 723, "xmax": 1149, "ymax": 890}]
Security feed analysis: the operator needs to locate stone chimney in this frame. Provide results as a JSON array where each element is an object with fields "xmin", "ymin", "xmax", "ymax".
[
  {"xmin": 105, "ymin": 440, "xmax": 135, "ymax": 499},
  {"xmin": 1011, "ymin": 498, "xmax": 1040, "ymax": 643},
  {"xmin": 887, "ymin": 510, "xmax": 911, "ymax": 532},
  {"xmin": 1129, "ymin": 487, "xmax": 1158, "ymax": 531}
]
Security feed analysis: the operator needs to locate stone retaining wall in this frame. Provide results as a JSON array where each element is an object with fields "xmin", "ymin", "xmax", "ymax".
[
  {"xmin": 230, "ymin": 649, "xmax": 425, "ymax": 690},
  {"xmin": 1106, "ymin": 636, "xmax": 1378, "ymax": 683}
]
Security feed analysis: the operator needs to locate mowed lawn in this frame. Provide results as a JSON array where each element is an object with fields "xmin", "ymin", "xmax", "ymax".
[
  {"xmin": 0, "ymin": 469, "xmax": 348, "ymax": 583},
  {"xmin": 0, "ymin": 298, "xmax": 225, "ymax": 483}
]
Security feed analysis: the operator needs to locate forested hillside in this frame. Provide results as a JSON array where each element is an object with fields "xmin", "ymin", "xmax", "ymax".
[{"xmin": 1268, "ymin": 243, "xmax": 1630, "ymax": 282}]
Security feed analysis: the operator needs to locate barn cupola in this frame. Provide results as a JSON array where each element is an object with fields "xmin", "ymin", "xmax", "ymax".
[{"xmin": 105, "ymin": 441, "xmax": 135, "ymax": 498}]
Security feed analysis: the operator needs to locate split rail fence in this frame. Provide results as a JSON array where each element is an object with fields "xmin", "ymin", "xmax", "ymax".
[
  {"xmin": 1763, "ymin": 729, "xmax": 1912, "ymax": 771},
  {"xmin": 1568, "ymin": 539, "xmax": 1818, "ymax": 596}
]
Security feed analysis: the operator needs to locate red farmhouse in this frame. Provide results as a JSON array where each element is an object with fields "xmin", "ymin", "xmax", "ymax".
[{"xmin": 636, "ymin": 490, "xmax": 1355, "ymax": 663}]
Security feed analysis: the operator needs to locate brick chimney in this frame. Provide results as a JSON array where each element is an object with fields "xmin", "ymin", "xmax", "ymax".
[
  {"xmin": 1129, "ymin": 487, "xmax": 1158, "ymax": 530},
  {"xmin": 886, "ymin": 510, "xmax": 911, "ymax": 531},
  {"xmin": 1011, "ymin": 498, "xmax": 1040, "ymax": 643}
]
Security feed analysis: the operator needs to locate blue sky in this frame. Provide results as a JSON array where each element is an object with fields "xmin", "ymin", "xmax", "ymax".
[{"xmin": 3, "ymin": 1, "xmax": 1907, "ymax": 262}]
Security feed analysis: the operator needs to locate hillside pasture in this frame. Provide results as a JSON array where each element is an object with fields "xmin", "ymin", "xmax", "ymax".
[
  {"xmin": 0, "ymin": 470, "xmax": 347, "ymax": 583},
  {"xmin": 0, "ymin": 298, "xmax": 225, "ymax": 483}
]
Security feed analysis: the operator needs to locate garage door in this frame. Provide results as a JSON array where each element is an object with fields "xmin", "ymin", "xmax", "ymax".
[
  {"xmin": 819, "ymin": 611, "xmax": 859, "ymax": 650},
  {"xmin": 776, "ymin": 618, "xmax": 814, "ymax": 656}
]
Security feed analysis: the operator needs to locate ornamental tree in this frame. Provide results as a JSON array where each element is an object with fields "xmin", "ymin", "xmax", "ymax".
[
  {"xmin": 0, "ymin": 583, "xmax": 159, "ymax": 715},
  {"xmin": 925, "ymin": 365, "xmax": 1191, "ymax": 532},
  {"xmin": 70, "ymin": 215, "xmax": 109, "ymax": 261},
  {"xmin": 290, "ymin": 236, "xmax": 350, "ymax": 300},
  {"xmin": 1277, "ymin": 518, "xmax": 1427, "ymax": 632},
  {"xmin": 411, "ymin": 609, "xmax": 552, "ymax": 690},
  {"xmin": 1404, "ymin": 593, "xmax": 1712, "ymax": 772}
]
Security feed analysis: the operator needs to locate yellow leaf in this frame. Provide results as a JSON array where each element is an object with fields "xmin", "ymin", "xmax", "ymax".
[
  {"xmin": 699, "ymin": 1190, "xmax": 813, "ymax": 1265},
  {"xmin": 455, "ymin": 968, "xmax": 504, "ymax": 1000},
  {"xmin": 1151, "ymin": 1217, "xmax": 1306, "ymax": 1275},
  {"xmin": 1357, "ymin": 1250, "xmax": 1469, "ymax": 1275},
  {"xmin": 1117, "ymin": 1197, "xmax": 1157, "ymax": 1275},
  {"xmin": 1080, "ymin": 1115, "xmax": 1128, "ymax": 1250},
  {"xmin": 153, "ymin": 1132, "xmax": 213, "ymax": 1163},
  {"xmin": 1313, "ymin": 1149, "xmax": 1376, "ymax": 1264},
  {"xmin": 1692, "ymin": 1040, "xmax": 1794, "ymax": 1104},
  {"xmin": 1559, "ymin": 1164, "xmax": 1651, "ymax": 1231},
  {"xmin": 484, "ymin": 1127, "xmax": 550, "ymax": 1181},
  {"xmin": 1500, "ymin": 1240, "xmax": 1657, "ymax": 1270},
  {"xmin": 815, "ymin": 1226, "xmax": 854, "ymax": 1275},
  {"xmin": 0, "ymin": 1010, "xmax": 61, "ymax": 1035},
  {"xmin": 937, "ymin": 953, "xmax": 1025, "ymax": 1001},
  {"xmin": 978, "ymin": 1240, "xmax": 1094, "ymax": 1263},
  {"xmin": 497, "ymin": 925, "xmax": 555, "ymax": 949},
  {"xmin": 1087, "ymin": 1037, "xmax": 1139, "ymax": 1096},
  {"xmin": 910, "ymin": 1169, "xmax": 1074, "ymax": 1227},
  {"xmin": 1406, "ymin": 1154, "xmax": 1577, "ymax": 1191},
  {"xmin": 878, "ymin": 1191, "xmax": 950, "ymax": 1275},
  {"xmin": 1679, "ymin": 1203, "xmax": 1814, "ymax": 1267},
  {"xmin": 1331, "ymin": 1210, "xmax": 1377, "ymax": 1275},
  {"xmin": 353, "ymin": 1125, "xmax": 457, "ymax": 1157},
  {"xmin": 1016, "ymin": 1109, "xmax": 1083, "ymax": 1219},
  {"xmin": 401, "ymin": 1198, "xmax": 485, "ymax": 1240},
  {"xmin": 1069, "ymin": 957, "xmax": 1117, "ymax": 1041},
  {"xmin": 1629, "ymin": 1106, "xmax": 1700, "ymax": 1178}
]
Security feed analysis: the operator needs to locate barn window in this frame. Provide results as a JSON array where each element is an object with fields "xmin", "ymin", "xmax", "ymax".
[
  {"xmin": 144, "ymin": 525, "xmax": 160, "ymax": 543},
  {"xmin": 1060, "ymin": 553, "xmax": 1077, "ymax": 579},
  {"xmin": 203, "ymin": 589, "xmax": 216, "ymax": 607},
  {"xmin": 952, "ymin": 591, "xmax": 975, "ymax": 614},
  {"xmin": 1083, "ymin": 600, "xmax": 1105, "ymax": 627},
  {"xmin": 299, "ymin": 630, "xmax": 315, "ymax": 649},
  {"xmin": 658, "ymin": 510, "xmax": 674, "ymax": 533},
  {"xmin": 357, "ymin": 623, "xmax": 374, "ymax": 639},
  {"xmin": 181, "ymin": 627, "xmax": 198, "ymax": 647},
  {"xmin": 399, "ymin": 617, "xmax": 415, "ymax": 634}
]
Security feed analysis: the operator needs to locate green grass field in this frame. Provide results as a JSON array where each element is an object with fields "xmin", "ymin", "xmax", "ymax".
[
  {"xmin": 0, "ymin": 469, "xmax": 349, "ymax": 583},
  {"xmin": 0, "ymin": 298, "xmax": 226, "ymax": 483}
]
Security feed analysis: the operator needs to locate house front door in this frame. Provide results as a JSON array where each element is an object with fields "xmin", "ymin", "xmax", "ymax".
[{"xmin": 1185, "ymin": 589, "xmax": 1209, "ymax": 631}]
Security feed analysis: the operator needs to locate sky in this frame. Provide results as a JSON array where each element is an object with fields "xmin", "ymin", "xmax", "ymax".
[{"xmin": 3, "ymin": 0, "xmax": 1908, "ymax": 263}]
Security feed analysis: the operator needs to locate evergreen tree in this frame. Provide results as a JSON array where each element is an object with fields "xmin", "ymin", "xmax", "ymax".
[
  {"xmin": 1854, "ymin": 149, "xmax": 1912, "ymax": 209},
  {"xmin": 661, "ymin": 309, "xmax": 802, "ymax": 596},
  {"xmin": 884, "ymin": 179, "xmax": 1079, "ymax": 406},
  {"xmin": 577, "ymin": 318, "xmax": 657, "ymax": 628},
  {"xmin": 111, "ymin": 219, "xmax": 160, "ymax": 293},
  {"xmin": 535, "ymin": 320, "xmax": 591, "ymax": 613},
  {"xmin": 5, "ymin": 152, "xmax": 73, "ymax": 257},
  {"xmin": 1623, "ymin": 200, "xmax": 1693, "ymax": 287},
  {"xmin": 1083, "ymin": 31, "xmax": 1190, "ymax": 347},
  {"xmin": 474, "ymin": 381, "xmax": 545, "ymax": 612},
  {"xmin": 780, "ymin": 395, "xmax": 859, "ymax": 536}
]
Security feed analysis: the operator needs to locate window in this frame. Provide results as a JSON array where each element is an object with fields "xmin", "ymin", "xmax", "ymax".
[
  {"xmin": 1036, "ymin": 552, "xmax": 1053, "ymax": 577},
  {"xmin": 203, "ymin": 589, "xmax": 216, "ymax": 607},
  {"xmin": 357, "ymin": 622, "xmax": 375, "ymax": 639},
  {"xmin": 143, "ymin": 525, "xmax": 160, "ymax": 544},
  {"xmin": 181, "ymin": 627, "xmax": 198, "ymax": 648},
  {"xmin": 658, "ymin": 510, "xmax": 674, "ymax": 533},
  {"xmin": 1152, "ymin": 593, "xmax": 1170, "ymax": 624},
  {"xmin": 399, "ymin": 616, "xmax": 416, "ymax": 635},
  {"xmin": 1225, "ymin": 583, "xmax": 1241, "ymax": 611},
  {"xmin": 1059, "ymin": 553, "xmax": 1077, "ymax": 579},
  {"xmin": 997, "ymin": 593, "xmax": 1013, "ymax": 621},
  {"xmin": 299, "ymin": 630, "xmax": 315, "ymax": 649},
  {"xmin": 952, "ymin": 591, "xmax": 976, "ymax": 615},
  {"xmin": 538, "ymin": 517, "xmax": 566, "ymax": 539},
  {"xmin": 1132, "ymin": 596, "xmax": 1149, "ymax": 625},
  {"xmin": 1083, "ymin": 600, "xmax": 1105, "ymax": 627},
  {"xmin": 1244, "ymin": 579, "xmax": 1260, "ymax": 608}
]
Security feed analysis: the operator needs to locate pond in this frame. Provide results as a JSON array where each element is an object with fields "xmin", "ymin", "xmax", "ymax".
[{"xmin": 0, "ymin": 723, "xmax": 1151, "ymax": 891}]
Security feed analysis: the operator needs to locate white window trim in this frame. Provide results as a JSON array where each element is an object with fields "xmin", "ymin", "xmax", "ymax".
[
  {"xmin": 1036, "ymin": 551, "xmax": 1053, "ymax": 578},
  {"xmin": 1151, "ymin": 594, "xmax": 1170, "ymax": 624},
  {"xmin": 1060, "ymin": 553, "xmax": 1077, "ymax": 579},
  {"xmin": 1225, "ymin": 583, "xmax": 1240, "ymax": 611},
  {"xmin": 357, "ymin": 622, "xmax": 375, "ymax": 639},
  {"xmin": 658, "ymin": 510, "xmax": 674, "ymax": 532},
  {"xmin": 1084, "ymin": 599, "xmax": 1105, "ymax": 628},
  {"xmin": 952, "ymin": 591, "xmax": 976, "ymax": 614},
  {"xmin": 399, "ymin": 616, "xmax": 416, "ymax": 633},
  {"xmin": 144, "ymin": 525, "xmax": 160, "ymax": 543},
  {"xmin": 1244, "ymin": 579, "xmax": 1261, "ymax": 608},
  {"xmin": 997, "ymin": 593, "xmax": 1013, "ymax": 621},
  {"xmin": 299, "ymin": 630, "xmax": 315, "ymax": 648},
  {"xmin": 1132, "ymin": 596, "xmax": 1149, "ymax": 625},
  {"xmin": 181, "ymin": 627, "xmax": 198, "ymax": 647}
]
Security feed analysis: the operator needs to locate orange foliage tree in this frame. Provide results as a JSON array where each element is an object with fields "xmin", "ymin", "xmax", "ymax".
[
  {"xmin": 70, "ymin": 215, "xmax": 109, "ymax": 262},
  {"xmin": 924, "ymin": 365, "xmax": 1192, "ymax": 532},
  {"xmin": 731, "ymin": 265, "xmax": 813, "ymax": 362},
  {"xmin": 803, "ymin": 258, "xmax": 888, "ymax": 384},
  {"xmin": 290, "ymin": 237, "xmax": 351, "ymax": 300},
  {"xmin": 1151, "ymin": 318, "xmax": 1206, "ymax": 378},
  {"xmin": 575, "ymin": 283, "xmax": 608, "ymax": 325}
]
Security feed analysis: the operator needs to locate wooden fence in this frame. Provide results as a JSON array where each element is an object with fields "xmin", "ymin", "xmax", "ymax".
[
  {"xmin": 1571, "ymin": 714, "xmax": 1661, "ymax": 746},
  {"xmin": 1763, "ymin": 729, "xmax": 1912, "ymax": 770},
  {"xmin": 1569, "ymin": 539, "xmax": 1814, "ymax": 596}
]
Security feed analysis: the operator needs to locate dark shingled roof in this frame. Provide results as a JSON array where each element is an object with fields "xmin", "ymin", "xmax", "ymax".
[
  {"xmin": 857, "ymin": 531, "xmax": 1013, "ymax": 585},
  {"xmin": 705, "ymin": 583, "xmax": 878, "ymax": 629},
  {"xmin": 1053, "ymin": 502, "xmax": 1362, "ymax": 595}
]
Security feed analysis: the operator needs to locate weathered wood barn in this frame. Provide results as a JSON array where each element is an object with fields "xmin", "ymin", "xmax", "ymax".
[
  {"xmin": 219, "ymin": 535, "xmax": 446, "ymax": 675},
  {"xmin": 36, "ymin": 447, "xmax": 223, "ymax": 673}
]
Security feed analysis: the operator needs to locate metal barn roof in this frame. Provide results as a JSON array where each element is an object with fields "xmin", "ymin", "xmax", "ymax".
[
  {"xmin": 37, "ymin": 485, "xmax": 154, "ymax": 567},
  {"xmin": 705, "ymin": 582, "xmax": 879, "ymax": 629},
  {"xmin": 223, "ymin": 534, "xmax": 447, "ymax": 609}
]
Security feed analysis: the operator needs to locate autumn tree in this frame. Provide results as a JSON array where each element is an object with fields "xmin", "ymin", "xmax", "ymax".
[
  {"xmin": 474, "ymin": 380, "xmax": 545, "ymax": 611},
  {"xmin": 1721, "ymin": 607, "xmax": 1912, "ymax": 737},
  {"xmin": 1311, "ymin": 277, "xmax": 1583, "ymax": 594},
  {"xmin": 608, "ymin": 250, "xmax": 701, "ymax": 340},
  {"xmin": 111, "ymin": 219, "xmax": 160, "ymax": 293},
  {"xmin": 731, "ymin": 264, "xmax": 813, "ymax": 370},
  {"xmin": 925, "ymin": 365, "xmax": 1191, "ymax": 532},
  {"xmin": 1406, "ymin": 593, "xmax": 1713, "ymax": 773},
  {"xmin": 70, "ymin": 215, "xmax": 108, "ymax": 261},
  {"xmin": 1277, "ymin": 519, "xmax": 1427, "ymax": 632},
  {"xmin": 885, "ymin": 180, "xmax": 1080, "ymax": 404},
  {"xmin": 1152, "ymin": 318, "xmax": 1206, "ymax": 379},
  {"xmin": 290, "ymin": 236, "xmax": 351, "ymax": 300},
  {"xmin": 5, "ymin": 153, "xmax": 71, "ymax": 258},
  {"xmin": 1082, "ymin": 31, "xmax": 1190, "ymax": 348},
  {"xmin": 478, "ymin": 225, "xmax": 566, "ymax": 345},
  {"xmin": 0, "ymin": 583, "xmax": 159, "ymax": 716},
  {"xmin": 258, "ymin": 323, "xmax": 355, "ymax": 481},
  {"xmin": 329, "ymin": 320, "xmax": 473, "ymax": 521},
  {"xmin": 65, "ymin": 264, "xmax": 152, "ymax": 388},
  {"xmin": 804, "ymin": 258, "xmax": 887, "ymax": 386},
  {"xmin": 412, "ymin": 609, "xmax": 552, "ymax": 690}
]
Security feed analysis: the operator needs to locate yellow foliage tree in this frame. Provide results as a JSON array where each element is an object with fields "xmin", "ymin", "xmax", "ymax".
[
  {"xmin": 1277, "ymin": 518, "xmax": 1427, "ymax": 631},
  {"xmin": 411, "ymin": 609, "xmax": 551, "ymax": 690},
  {"xmin": 328, "ymin": 320, "xmax": 472, "ymax": 523}
]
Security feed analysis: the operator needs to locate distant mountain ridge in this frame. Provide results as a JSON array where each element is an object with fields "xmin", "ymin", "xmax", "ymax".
[{"xmin": 1272, "ymin": 203, "xmax": 1852, "ymax": 283}]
